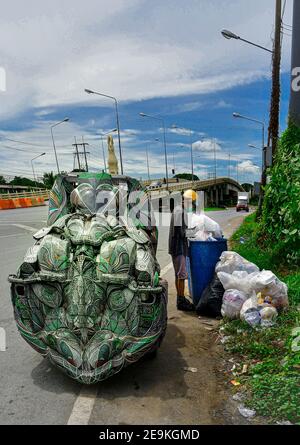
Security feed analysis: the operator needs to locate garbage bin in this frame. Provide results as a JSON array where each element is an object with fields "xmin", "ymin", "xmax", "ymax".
[{"xmin": 187, "ymin": 239, "xmax": 228, "ymax": 306}]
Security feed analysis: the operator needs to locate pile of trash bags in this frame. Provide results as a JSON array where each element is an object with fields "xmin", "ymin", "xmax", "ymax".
[{"xmin": 197, "ymin": 251, "xmax": 289, "ymax": 328}]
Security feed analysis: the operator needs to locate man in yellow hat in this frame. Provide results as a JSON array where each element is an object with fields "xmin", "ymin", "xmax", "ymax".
[{"xmin": 168, "ymin": 189, "xmax": 197, "ymax": 311}]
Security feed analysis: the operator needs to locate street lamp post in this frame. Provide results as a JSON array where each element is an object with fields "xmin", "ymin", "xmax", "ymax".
[
  {"xmin": 85, "ymin": 89, "xmax": 123, "ymax": 175},
  {"xmin": 233, "ymin": 113, "xmax": 266, "ymax": 183},
  {"xmin": 31, "ymin": 153, "xmax": 46, "ymax": 188},
  {"xmin": 50, "ymin": 118, "xmax": 69, "ymax": 174},
  {"xmin": 221, "ymin": 29, "xmax": 273, "ymax": 54},
  {"xmin": 171, "ymin": 125, "xmax": 194, "ymax": 183},
  {"xmin": 139, "ymin": 113, "xmax": 169, "ymax": 191},
  {"xmin": 99, "ymin": 128, "xmax": 117, "ymax": 172},
  {"xmin": 146, "ymin": 146, "xmax": 151, "ymax": 181},
  {"xmin": 234, "ymin": 112, "xmax": 266, "ymax": 215},
  {"xmin": 248, "ymin": 143, "xmax": 264, "ymax": 177}
]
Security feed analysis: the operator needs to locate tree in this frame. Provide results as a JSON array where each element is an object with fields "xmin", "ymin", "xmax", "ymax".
[
  {"xmin": 0, "ymin": 175, "xmax": 6, "ymax": 184},
  {"xmin": 173, "ymin": 173, "xmax": 199, "ymax": 181},
  {"xmin": 43, "ymin": 172, "xmax": 57, "ymax": 189},
  {"xmin": 258, "ymin": 2, "xmax": 300, "ymax": 267},
  {"xmin": 9, "ymin": 176, "xmax": 44, "ymax": 188}
]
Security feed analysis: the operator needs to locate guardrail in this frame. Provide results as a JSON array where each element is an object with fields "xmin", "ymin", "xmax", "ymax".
[{"xmin": 0, "ymin": 190, "xmax": 49, "ymax": 200}]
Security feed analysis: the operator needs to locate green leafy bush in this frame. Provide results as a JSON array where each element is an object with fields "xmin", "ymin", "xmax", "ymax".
[{"xmin": 258, "ymin": 124, "xmax": 300, "ymax": 267}]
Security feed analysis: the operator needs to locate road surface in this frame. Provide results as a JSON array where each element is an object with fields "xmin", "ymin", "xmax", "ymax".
[{"xmin": 0, "ymin": 205, "xmax": 250, "ymax": 425}]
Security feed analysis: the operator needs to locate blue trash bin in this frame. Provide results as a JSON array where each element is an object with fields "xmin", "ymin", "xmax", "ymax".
[{"xmin": 187, "ymin": 238, "xmax": 228, "ymax": 306}]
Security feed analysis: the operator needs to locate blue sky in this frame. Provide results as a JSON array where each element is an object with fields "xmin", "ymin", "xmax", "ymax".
[{"xmin": 0, "ymin": 0, "xmax": 294, "ymax": 183}]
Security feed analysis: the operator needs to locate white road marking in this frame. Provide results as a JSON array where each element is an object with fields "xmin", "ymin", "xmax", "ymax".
[
  {"xmin": 0, "ymin": 233, "xmax": 28, "ymax": 239},
  {"xmin": 13, "ymin": 224, "xmax": 37, "ymax": 233},
  {"xmin": 67, "ymin": 386, "xmax": 99, "ymax": 425},
  {"xmin": 160, "ymin": 261, "xmax": 173, "ymax": 277}
]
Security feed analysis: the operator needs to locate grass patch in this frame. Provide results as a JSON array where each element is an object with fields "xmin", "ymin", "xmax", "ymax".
[
  {"xmin": 223, "ymin": 213, "xmax": 300, "ymax": 423},
  {"xmin": 204, "ymin": 207, "xmax": 226, "ymax": 212}
]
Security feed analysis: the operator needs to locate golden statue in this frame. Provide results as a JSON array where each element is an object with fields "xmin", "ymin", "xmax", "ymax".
[{"xmin": 107, "ymin": 135, "xmax": 119, "ymax": 175}]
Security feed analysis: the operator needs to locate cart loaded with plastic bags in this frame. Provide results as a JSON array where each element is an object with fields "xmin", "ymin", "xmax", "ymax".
[{"xmin": 8, "ymin": 172, "xmax": 168, "ymax": 384}]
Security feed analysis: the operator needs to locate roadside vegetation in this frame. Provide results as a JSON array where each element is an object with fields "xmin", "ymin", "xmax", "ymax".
[
  {"xmin": 222, "ymin": 212, "xmax": 300, "ymax": 424},
  {"xmin": 204, "ymin": 207, "xmax": 226, "ymax": 212}
]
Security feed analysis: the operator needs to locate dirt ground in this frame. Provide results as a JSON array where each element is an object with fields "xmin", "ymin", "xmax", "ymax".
[{"xmin": 88, "ymin": 213, "xmax": 251, "ymax": 425}]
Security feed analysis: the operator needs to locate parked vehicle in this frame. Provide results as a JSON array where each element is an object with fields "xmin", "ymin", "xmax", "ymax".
[
  {"xmin": 147, "ymin": 181, "xmax": 162, "ymax": 190},
  {"xmin": 9, "ymin": 172, "xmax": 167, "ymax": 384},
  {"xmin": 236, "ymin": 192, "xmax": 249, "ymax": 212}
]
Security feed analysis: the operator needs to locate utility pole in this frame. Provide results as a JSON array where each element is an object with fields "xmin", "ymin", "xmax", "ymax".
[
  {"xmin": 228, "ymin": 153, "xmax": 231, "ymax": 178},
  {"xmin": 82, "ymin": 136, "xmax": 89, "ymax": 172},
  {"xmin": 290, "ymin": 0, "xmax": 300, "ymax": 127},
  {"xmin": 213, "ymin": 139, "xmax": 217, "ymax": 185},
  {"xmin": 73, "ymin": 137, "xmax": 80, "ymax": 170},
  {"xmin": 268, "ymin": 0, "xmax": 282, "ymax": 162},
  {"xmin": 72, "ymin": 139, "xmax": 90, "ymax": 172}
]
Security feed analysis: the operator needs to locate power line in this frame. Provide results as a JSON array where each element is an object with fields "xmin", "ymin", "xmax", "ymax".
[{"xmin": 2, "ymin": 137, "xmax": 71, "ymax": 149}]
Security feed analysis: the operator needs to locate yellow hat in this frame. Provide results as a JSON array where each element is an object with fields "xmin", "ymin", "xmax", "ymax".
[{"xmin": 183, "ymin": 189, "xmax": 197, "ymax": 201}]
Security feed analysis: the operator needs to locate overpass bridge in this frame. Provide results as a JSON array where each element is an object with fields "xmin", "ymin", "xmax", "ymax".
[
  {"xmin": 145, "ymin": 177, "xmax": 244, "ymax": 207},
  {"xmin": 0, "ymin": 176, "xmax": 244, "ymax": 210}
]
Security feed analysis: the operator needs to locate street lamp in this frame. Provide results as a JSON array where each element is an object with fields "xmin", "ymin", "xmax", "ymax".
[
  {"xmin": 248, "ymin": 144, "xmax": 264, "ymax": 177},
  {"xmin": 234, "ymin": 113, "xmax": 269, "ymax": 215},
  {"xmin": 234, "ymin": 112, "xmax": 266, "ymax": 200},
  {"xmin": 172, "ymin": 125, "xmax": 194, "ymax": 183},
  {"xmin": 85, "ymin": 89, "xmax": 123, "ymax": 175},
  {"xmin": 139, "ymin": 113, "xmax": 169, "ymax": 191},
  {"xmin": 50, "ymin": 118, "xmax": 69, "ymax": 174},
  {"xmin": 248, "ymin": 144, "xmax": 260, "ymax": 150},
  {"xmin": 221, "ymin": 29, "xmax": 274, "ymax": 53},
  {"xmin": 31, "ymin": 153, "xmax": 46, "ymax": 188},
  {"xmin": 145, "ymin": 146, "xmax": 151, "ymax": 181},
  {"xmin": 99, "ymin": 128, "xmax": 117, "ymax": 172}
]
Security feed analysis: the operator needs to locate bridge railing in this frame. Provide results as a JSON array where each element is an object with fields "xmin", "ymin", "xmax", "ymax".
[
  {"xmin": 0, "ymin": 190, "xmax": 50, "ymax": 200},
  {"xmin": 147, "ymin": 177, "xmax": 243, "ymax": 193}
]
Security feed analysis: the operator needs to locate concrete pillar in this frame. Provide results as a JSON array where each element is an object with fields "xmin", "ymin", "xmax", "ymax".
[
  {"xmin": 219, "ymin": 187, "xmax": 224, "ymax": 202},
  {"xmin": 215, "ymin": 187, "xmax": 219, "ymax": 206}
]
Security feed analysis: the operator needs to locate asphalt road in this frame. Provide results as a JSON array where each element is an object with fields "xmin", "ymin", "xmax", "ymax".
[{"xmin": 0, "ymin": 205, "xmax": 249, "ymax": 425}]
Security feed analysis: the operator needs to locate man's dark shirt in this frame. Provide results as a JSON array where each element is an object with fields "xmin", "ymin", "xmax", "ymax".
[{"xmin": 168, "ymin": 205, "xmax": 188, "ymax": 257}]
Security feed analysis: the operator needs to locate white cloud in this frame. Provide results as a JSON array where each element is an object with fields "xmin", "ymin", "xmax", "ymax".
[
  {"xmin": 168, "ymin": 127, "xmax": 193, "ymax": 136},
  {"xmin": 0, "ymin": 0, "xmax": 293, "ymax": 120},
  {"xmin": 192, "ymin": 139, "xmax": 222, "ymax": 152},
  {"xmin": 238, "ymin": 160, "xmax": 261, "ymax": 174},
  {"xmin": 215, "ymin": 100, "xmax": 231, "ymax": 109}
]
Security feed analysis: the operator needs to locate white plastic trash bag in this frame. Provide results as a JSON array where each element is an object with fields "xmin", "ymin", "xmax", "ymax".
[
  {"xmin": 249, "ymin": 271, "xmax": 288, "ymax": 308},
  {"xmin": 240, "ymin": 295, "xmax": 260, "ymax": 327},
  {"xmin": 240, "ymin": 294, "xmax": 278, "ymax": 328},
  {"xmin": 190, "ymin": 213, "xmax": 223, "ymax": 239},
  {"xmin": 221, "ymin": 289, "xmax": 248, "ymax": 320},
  {"xmin": 217, "ymin": 271, "xmax": 257, "ymax": 297},
  {"xmin": 260, "ymin": 306, "xmax": 278, "ymax": 328},
  {"xmin": 216, "ymin": 251, "xmax": 259, "ymax": 275}
]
